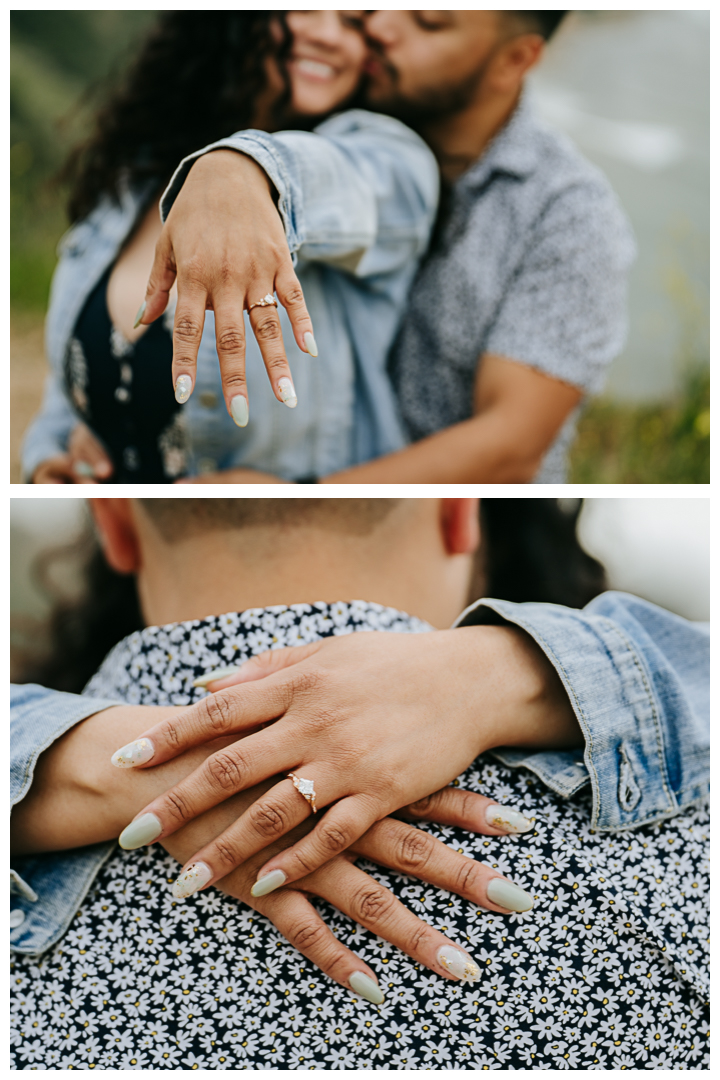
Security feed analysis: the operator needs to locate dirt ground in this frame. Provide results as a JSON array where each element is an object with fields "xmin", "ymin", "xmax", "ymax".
[{"xmin": 11, "ymin": 313, "xmax": 47, "ymax": 483}]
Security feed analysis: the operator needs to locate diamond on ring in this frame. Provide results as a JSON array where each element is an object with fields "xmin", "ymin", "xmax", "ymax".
[
  {"xmin": 288, "ymin": 772, "xmax": 317, "ymax": 813},
  {"xmin": 248, "ymin": 293, "xmax": 278, "ymax": 311}
]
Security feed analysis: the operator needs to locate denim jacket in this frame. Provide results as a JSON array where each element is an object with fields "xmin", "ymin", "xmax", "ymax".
[
  {"xmin": 21, "ymin": 110, "xmax": 439, "ymax": 480},
  {"xmin": 10, "ymin": 591, "xmax": 708, "ymax": 956}
]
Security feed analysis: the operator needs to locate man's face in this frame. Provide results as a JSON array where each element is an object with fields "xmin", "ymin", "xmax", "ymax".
[{"xmin": 362, "ymin": 11, "xmax": 507, "ymax": 121}]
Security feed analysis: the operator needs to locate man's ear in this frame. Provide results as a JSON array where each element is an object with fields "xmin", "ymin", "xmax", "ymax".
[
  {"xmin": 440, "ymin": 498, "xmax": 481, "ymax": 556},
  {"xmin": 490, "ymin": 34, "xmax": 544, "ymax": 94},
  {"xmin": 88, "ymin": 499, "xmax": 141, "ymax": 574}
]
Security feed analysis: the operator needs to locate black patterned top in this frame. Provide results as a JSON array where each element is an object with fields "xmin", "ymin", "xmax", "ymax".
[{"xmin": 10, "ymin": 603, "xmax": 708, "ymax": 1069}]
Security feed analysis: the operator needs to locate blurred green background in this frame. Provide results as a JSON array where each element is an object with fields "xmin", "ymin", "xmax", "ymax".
[{"xmin": 10, "ymin": 11, "xmax": 709, "ymax": 483}]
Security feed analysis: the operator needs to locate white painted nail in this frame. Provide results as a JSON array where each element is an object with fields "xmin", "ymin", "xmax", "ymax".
[
  {"xmin": 436, "ymin": 945, "xmax": 481, "ymax": 984},
  {"xmin": 119, "ymin": 812, "xmax": 162, "ymax": 850},
  {"xmin": 73, "ymin": 460, "xmax": 96, "ymax": 478},
  {"xmin": 485, "ymin": 804, "xmax": 533, "ymax": 834},
  {"xmin": 303, "ymin": 331, "xmax": 318, "ymax": 357},
  {"xmin": 278, "ymin": 378, "xmax": 297, "ymax": 408},
  {"xmin": 133, "ymin": 300, "xmax": 146, "ymax": 329},
  {"xmin": 349, "ymin": 971, "xmax": 384, "ymax": 1005},
  {"xmin": 192, "ymin": 665, "xmax": 242, "ymax": 688},
  {"xmin": 250, "ymin": 869, "xmax": 287, "ymax": 898},
  {"xmin": 111, "ymin": 738, "xmax": 155, "ymax": 769},
  {"xmin": 175, "ymin": 374, "xmax": 193, "ymax": 404},
  {"xmin": 172, "ymin": 861, "xmax": 213, "ymax": 899},
  {"xmin": 231, "ymin": 395, "xmax": 249, "ymax": 427}
]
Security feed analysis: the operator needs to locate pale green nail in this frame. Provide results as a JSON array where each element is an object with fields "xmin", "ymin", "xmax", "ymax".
[
  {"xmin": 250, "ymin": 869, "xmax": 286, "ymax": 897},
  {"xmin": 304, "ymin": 331, "xmax": 318, "ymax": 357},
  {"xmin": 192, "ymin": 665, "xmax": 242, "ymax": 688},
  {"xmin": 133, "ymin": 300, "xmax": 146, "ymax": 329},
  {"xmin": 349, "ymin": 971, "xmax": 384, "ymax": 1005},
  {"xmin": 231, "ymin": 395, "xmax": 249, "ymax": 427},
  {"xmin": 119, "ymin": 812, "xmax": 162, "ymax": 850},
  {"xmin": 487, "ymin": 878, "xmax": 534, "ymax": 912}
]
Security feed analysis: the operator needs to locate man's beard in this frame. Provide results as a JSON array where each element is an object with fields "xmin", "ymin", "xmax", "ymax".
[{"xmin": 360, "ymin": 48, "xmax": 488, "ymax": 131}]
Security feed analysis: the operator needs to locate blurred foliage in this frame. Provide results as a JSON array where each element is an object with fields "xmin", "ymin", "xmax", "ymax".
[
  {"xmin": 10, "ymin": 11, "xmax": 157, "ymax": 311},
  {"xmin": 570, "ymin": 365, "xmax": 710, "ymax": 483}
]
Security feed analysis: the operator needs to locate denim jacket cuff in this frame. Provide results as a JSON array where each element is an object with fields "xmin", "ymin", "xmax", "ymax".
[{"xmin": 453, "ymin": 598, "xmax": 680, "ymax": 831}]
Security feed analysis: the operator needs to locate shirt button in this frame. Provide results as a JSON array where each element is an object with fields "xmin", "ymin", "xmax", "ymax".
[
  {"xmin": 197, "ymin": 457, "xmax": 218, "ymax": 473},
  {"xmin": 199, "ymin": 391, "xmax": 219, "ymax": 409},
  {"xmin": 10, "ymin": 909, "xmax": 25, "ymax": 929}
]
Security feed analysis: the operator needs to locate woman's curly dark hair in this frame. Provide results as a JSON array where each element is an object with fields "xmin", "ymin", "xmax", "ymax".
[
  {"xmin": 62, "ymin": 12, "xmax": 290, "ymax": 223},
  {"xmin": 14, "ymin": 500, "xmax": 606, "ymax": 694}
]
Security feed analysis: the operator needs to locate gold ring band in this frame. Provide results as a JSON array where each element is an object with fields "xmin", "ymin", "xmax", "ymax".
[
  {"xmin": 288, "ymin": 772, "xmax": 317, "ymax": 814},
  {"xmin": 248, "ymin": 293, "xmax": 278, "ymax": 311}
]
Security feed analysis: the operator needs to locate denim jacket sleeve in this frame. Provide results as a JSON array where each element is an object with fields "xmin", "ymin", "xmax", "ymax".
[
  {"xmin": 453, "ymin": 591, "xmax": 709, "ymax": 831},
  {"xmin": 10, "ymin": 684, "xmax": 122, "ymax": 954},
  {"xmin": 160, "ymin": 109, "xmax": 439, "ymax": 278},
  {"xmin": 20, "ymin": 372, "xmax": 78, "ymax": 481}
]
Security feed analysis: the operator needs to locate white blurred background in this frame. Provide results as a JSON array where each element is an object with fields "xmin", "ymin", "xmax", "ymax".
[{"xmin": 10, "ymin": 498, "xmax": 710, "ymax": 623}]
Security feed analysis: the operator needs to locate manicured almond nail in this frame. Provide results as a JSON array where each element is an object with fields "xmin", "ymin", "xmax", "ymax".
[
  {"xmin": 278, "ymin": 377, "xmax": 297, "ymax": 408},
  {"xmin": 175, "ymin": 374, "xmax": 193, "ymax": 404},
  {"xmin": 231, "ymin": 395, "xmax": 249, "ymax": 427},
  {"xmin": 133, "ymin": 300, "xmax": 146, "ymax": 329},
  {"xmin": 111, "ymin": 738, "xmax": 155, "ymax": 768},
  {"xmin": 485, "ymin": 804, "xmax": 533, "ymax": 834},
  {"xmin": 193, "ymin": 665, "xmax": 242, "ymax": 688},
  {"xmin": 349, "ymin": 971, "xmax": 384, "ymax": 1005},
  {"xmin": 304, "ymin": 331, "xmax": 318, "ymax": 357},
  {"xmin": 436, "ymin": 945, "xmax": 481, "ymax": 983},
  {"xmin": 250, "ymin": 869, "xmax": 287, "ymax": 898},
  {"xmin": 172, "ymin": 861, "xmax": 212, "ymax": 899},
  {"xmin": 73, "ymin": 460, "xmax": 96, "ymax": 478},
  {"xmin": 119, "ymin": 812, "xmax": 162, "ymax": 850},
  {"xmin": 487, "ymin": 878, "xmax": 534, "ymax": 912}
]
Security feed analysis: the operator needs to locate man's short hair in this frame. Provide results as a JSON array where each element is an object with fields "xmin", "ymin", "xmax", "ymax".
[
  {"xmin": 139, "ymin": 499, "xmax": 401, "ymax": 541},
  {"xmin": 506, "ymin": 11, "xmax": 568, "ymax": 40}
]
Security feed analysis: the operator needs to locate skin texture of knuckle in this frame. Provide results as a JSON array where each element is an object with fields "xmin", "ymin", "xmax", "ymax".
[
  {"xmin": 212, "ymin": 835, "xmax": 242, "ymax": 870},
  {"xmin": 288, "ymin": 919, "xmax": 326, "ymax": 954},
  {"xmin": 247, "ymin": 799, "xmax": 288, "ymax": 840},
  {"xmin": 356, "ymin": 885, "xmax": 395, "ymax": 927},
  {"xmin": 407, "ymin": 922, "xmax": 435, "ymax": 956},
  {"xmin": 200, "ymin": 694, "xmax": 235, "ymax": 736},
  {"xmin": 289, "ymin": 668, "xmax": 324, "ymax": 700},
  {"xmin": 162, "ymin": 719, "xmax": 184, "ymax": 752},
  {"xmin": 319, "ymin": 822, "xmax": 352, "ymax": 856},
  {"xmin": 174, "ymin": 314, "xmax": 203, "ymax": 343},
  {"xmin": 164, "ymin": 787, "xmax": 194, "ymax": 825},
  {"xmin": 396, "ymin": 829, "xmax": 435, "ymax": 874},
  {"xmin": 406, "ymin": 794, "xmax": 434, "ymax": 817},
  {"xmin": 254, "ymin": 316, "xmax": 282, "ymax": 342},
  {"xmin": 453, "ymin": 857, "xmax": 481, "ymax": 898},
  {"xmin": 282, "ymin": 285, "xmax": 305, "ymax": 308},
  {"xmin": 206, "ymin": 750, "xmax": 245, "ymax": 793},
  {"xmin": 216, "ymin": 328, "xmax": 245, "ymax": 355}
]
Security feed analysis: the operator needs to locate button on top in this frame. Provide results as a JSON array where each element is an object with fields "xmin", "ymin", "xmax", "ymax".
[
  {"xmin": 199, "ymin": 391, "xmax": 219, "ymax": 409},
  {"xmin": 10, "ymin": 909, "xmax": 25, "ymax": 929},
  {"xmin": 197, "ymin": 457, "xmax": 218, "ymax": 473}
]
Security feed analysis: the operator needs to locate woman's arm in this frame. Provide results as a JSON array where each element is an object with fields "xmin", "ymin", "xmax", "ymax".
[{"xmin": 11, "ymin": 704, "xmax": 531, "ymax": 999}]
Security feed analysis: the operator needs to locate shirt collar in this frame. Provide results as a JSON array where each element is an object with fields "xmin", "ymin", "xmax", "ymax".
[{"xmin": 455, "ymin": 94, "xmax": 542, "ymax": 190}]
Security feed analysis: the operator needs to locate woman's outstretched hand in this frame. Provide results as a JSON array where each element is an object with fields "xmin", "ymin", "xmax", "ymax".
[
  {"xmin": 112, "ymin": 627, "xmax": 579, "ymax": 896},
  {"xmin": 137, "ymin": 149, "xmax": 317, "ymax": 423}
]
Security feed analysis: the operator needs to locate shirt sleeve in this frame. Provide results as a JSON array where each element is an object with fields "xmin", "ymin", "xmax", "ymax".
[
  {"xmin": 484, "ymin": 179, "xmax": 636, "ymax": 394},
  {"xmin": 20, "ymin": 372, "xmax": 78, "ymax": 481},
  {"xmin": 453, "ymin": 591, "xmax": 709, "ymax": 830},
  {"xmin": 160, "ymin": 109, "xmax": 439, "ymax": 279},
  {"xmin": 10, "ymin": 684, "xmax": 123, "ymax": 954}
]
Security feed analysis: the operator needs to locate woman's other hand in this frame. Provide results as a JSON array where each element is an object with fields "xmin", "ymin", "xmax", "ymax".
[
  {"xmin": 175, "ymin": 467, "xmax": 287, "ymax": 484},
  {"xmin": 32, "ymin": 425, "xmax": 113, "ymax": 484},
  {"xmin": 112, "ymin": 627, "xmax": 579, "ymax": 892},
  {"xmin": 138, "ymin": 150, "xmax": 316, "ymax": 424}
]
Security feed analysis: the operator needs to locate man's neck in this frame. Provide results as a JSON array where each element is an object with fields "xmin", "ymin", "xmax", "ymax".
[{"xmin": 419, "ymin": 88, "xmax": 521, "ymax": 184}]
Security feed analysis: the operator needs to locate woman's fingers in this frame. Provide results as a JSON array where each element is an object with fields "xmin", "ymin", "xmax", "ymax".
[
  {"xmin": 254, "ymin": 885, "xmax": 384, "ymax": 1004},
  {"xmin": 247, "ymin": 301, "xmax": 297, "ymax": 410},
  {"xmin": 141, "ymin": 226, "xmax": 178, "ymax": 327},
  {"xmin": 68, "ymin": 424, "xmax": 113, "ymax": 482},
  {"xmin": 352, "ymin": 816, "xmax": 535, "ymax": 915},
  {"xmin": 275, "ymin": 263, "xmax": 317, "ymax": 357},
  {"xmin": 32, "ymin": 456, "xmax": 77, "ymax": 484},
  {"xmin": 111, "ymin": 676, "xmax": 295, "ymax": 768},
  {"xmin": 311, "ymin": 857, "xmax": 482, "ymax": 986},
  {"xmin": 402, "ymin": 786, "xmax": 535, "ymax": 837},
  {"xmin": 250, "ymin": 794, "xmax": 379, "ymax": 895},
  {"xmin": 170, "ymin": 278, "xmax": 209, "ymax": 407},
  {"xmin": 199, "ymin": 642, "xmax": 324, "ymax": 691}
]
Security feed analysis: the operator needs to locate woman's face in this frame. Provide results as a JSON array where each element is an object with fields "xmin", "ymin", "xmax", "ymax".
[{"xmin": 283, "ymin": 11, "xmax": 367, "ymax": 116}]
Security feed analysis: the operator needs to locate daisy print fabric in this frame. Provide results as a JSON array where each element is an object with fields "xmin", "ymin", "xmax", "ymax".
[{"xmin": 10, "ymin": 603, "xmax": 709, "ymax": 1069}]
